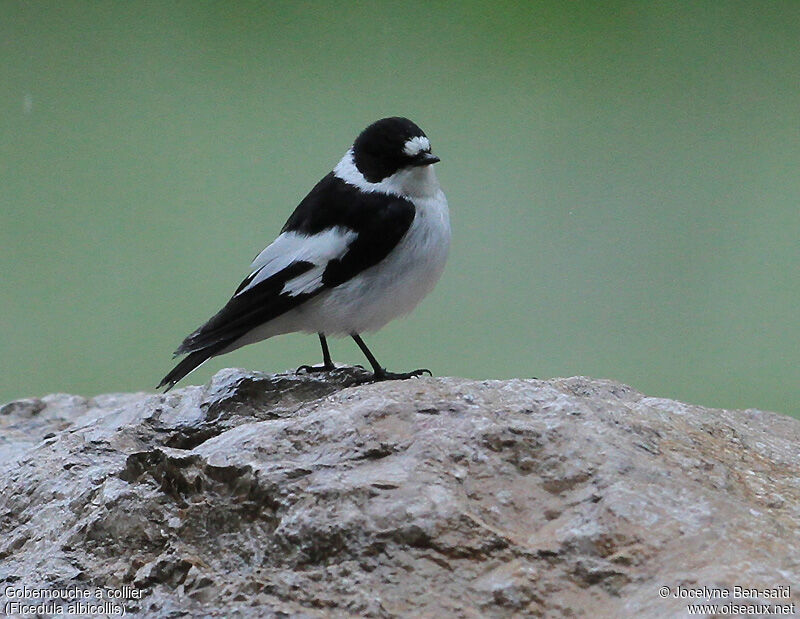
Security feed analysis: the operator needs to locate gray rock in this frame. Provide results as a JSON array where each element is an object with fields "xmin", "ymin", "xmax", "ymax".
[{"xmin": 1, "ymin": 368, "xmax": 798, "ymax": 617}]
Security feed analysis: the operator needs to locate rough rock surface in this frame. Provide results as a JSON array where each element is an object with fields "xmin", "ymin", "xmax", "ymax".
[{"xmin": 1, "ymin": 368, "xmax": 798, "ymax": 618}]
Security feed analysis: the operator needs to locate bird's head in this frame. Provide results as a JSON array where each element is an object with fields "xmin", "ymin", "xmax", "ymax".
[{"xmin": 351, "ymin": 117, "xmax": 440, "ymax": 185}]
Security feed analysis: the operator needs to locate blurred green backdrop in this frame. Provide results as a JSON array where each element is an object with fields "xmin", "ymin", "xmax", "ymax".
[{"xmin": 2, "ymin": 2, "xmax": 798, "ymax": 416}]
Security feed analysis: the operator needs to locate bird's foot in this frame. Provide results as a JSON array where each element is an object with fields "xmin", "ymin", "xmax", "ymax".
[
  {"xmin": 372, "ymin": 368, "xmax": 432, "ymax": 381},
  {"xmin": 296, "ymin": 363, "xmax": 336, "ymax": 374}
]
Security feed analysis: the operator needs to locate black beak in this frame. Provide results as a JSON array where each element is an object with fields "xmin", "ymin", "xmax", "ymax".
[{"xmin": 411, "ymin": 151, "xmax": 440, "ymax": 166}]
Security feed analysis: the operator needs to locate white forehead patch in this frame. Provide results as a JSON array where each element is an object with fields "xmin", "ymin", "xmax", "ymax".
[{"xmin": 403, "ymin": 135, "xmax": 431, "ymax": 157}]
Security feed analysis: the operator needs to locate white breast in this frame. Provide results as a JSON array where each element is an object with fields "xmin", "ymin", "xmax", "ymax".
[{"xmin": 305, "ymin": 183, "xmax": 450, "ymax": 334}]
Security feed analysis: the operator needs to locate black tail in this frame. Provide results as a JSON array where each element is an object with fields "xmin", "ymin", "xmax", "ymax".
[{"xmin": 157, "ymin": 341, "xmax": 229, "ymax": 392}]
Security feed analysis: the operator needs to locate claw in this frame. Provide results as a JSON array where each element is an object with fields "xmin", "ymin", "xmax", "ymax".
[
  {"xmin": 296, "ymin": 364, "xmax": 335, "ymax": 374},
  {"xmin": 373, "ymin": 368, "xmax": 432, "ymax": 381}
]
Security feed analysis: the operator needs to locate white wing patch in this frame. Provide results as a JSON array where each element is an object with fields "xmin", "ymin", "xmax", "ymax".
[
  {"xmin": 403, "ymin": 136, "xmax": 430, "ymax": 156},
  {"xmin": 237, "ymin": 227, "xmax": 357, "ymax": 297},
  {"xmin": 281, "ymin": 265, "xmax": 327, "ymax": 296}
]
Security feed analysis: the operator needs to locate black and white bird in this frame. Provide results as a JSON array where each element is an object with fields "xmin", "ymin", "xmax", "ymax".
[{"xmin": 158, "ymin": 117, "xmax": 450, "ymax": 391}]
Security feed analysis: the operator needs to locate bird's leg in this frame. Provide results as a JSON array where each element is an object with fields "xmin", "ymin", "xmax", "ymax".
[
  {"xmin": 318, "ymin": 333, "xmax": 334, "ymax": 369},
  {"xmin": 296, "ymin": 333, "xmax": 336, "ymax": 373},
  {"xmin": 350, "ymin": 333, "xmax": 431, "ymax": 381}
]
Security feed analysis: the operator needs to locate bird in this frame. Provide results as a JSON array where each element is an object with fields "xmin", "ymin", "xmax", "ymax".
[{"xmin": 158, "ymin": 117, "xmax": 450, "ymax": 391}]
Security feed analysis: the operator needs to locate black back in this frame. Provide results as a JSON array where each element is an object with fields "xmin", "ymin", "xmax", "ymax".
[{"xmin": 282, "ymin": 172, "xmax": 414, "ymax": 236}]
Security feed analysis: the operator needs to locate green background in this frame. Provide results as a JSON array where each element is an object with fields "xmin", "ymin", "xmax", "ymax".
[{"xmin": 2, "ymin": 2, "xmax": 798, "ymax": 416}]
